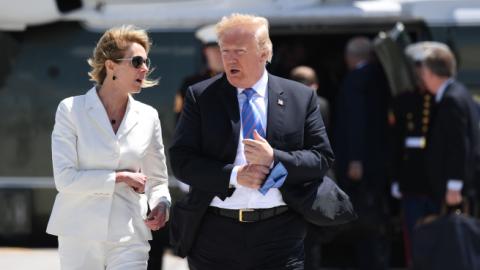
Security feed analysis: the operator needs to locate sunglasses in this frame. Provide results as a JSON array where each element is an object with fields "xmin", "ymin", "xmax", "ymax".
[{"xmin": 116, "ymin": 56, "xmax": 150, "ymax": 69}]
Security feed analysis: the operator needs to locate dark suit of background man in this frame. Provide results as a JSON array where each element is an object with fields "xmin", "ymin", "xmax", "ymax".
[
  {"xmin": 418, "ymin": 42, "xmax": 480, "ymax": 209},
  {"xmin": 333, "ymin": 36, "xmax": 391, "ymax": 270},
  {"xmin": 169, "ymin": 13, "xmax": 334, "ymax": 270}
]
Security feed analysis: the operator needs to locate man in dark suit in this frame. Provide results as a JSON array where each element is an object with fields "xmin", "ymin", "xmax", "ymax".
[
  {"xmin": 333, "ymin": 36, "xmax": 391, "ymax": 270},
  {"xmin": 418, "ymin": 42, "xmax": 480, "ymax": 208},
  {"xmin": 169, "ymin": 13, "xmax": 334, "ymax": 270}
]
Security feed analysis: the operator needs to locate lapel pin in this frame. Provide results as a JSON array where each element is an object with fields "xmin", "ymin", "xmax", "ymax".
[{"xmin": 277, "ymin": 99, "xmax": 284, "ymax": 106}]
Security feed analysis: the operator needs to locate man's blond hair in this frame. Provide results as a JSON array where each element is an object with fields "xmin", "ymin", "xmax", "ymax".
[{"xmin": 215, "ymin": 13, "xmax": 273, "ymax": 62}]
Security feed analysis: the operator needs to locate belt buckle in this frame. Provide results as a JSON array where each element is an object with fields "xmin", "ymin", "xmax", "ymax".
[{"xmin": 239, "ymin": 208, "xmax": 254, "ymax": 222}]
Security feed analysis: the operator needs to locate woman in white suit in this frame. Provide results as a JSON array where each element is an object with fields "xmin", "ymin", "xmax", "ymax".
[{"xmin": 47, "ymin": 25, "xmax": 171, "ymax": 270}]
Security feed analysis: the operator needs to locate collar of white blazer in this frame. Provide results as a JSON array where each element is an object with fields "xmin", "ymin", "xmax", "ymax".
[{"xmin": 84, "ymin": 87, "xmax": 140, "ymax": 140}]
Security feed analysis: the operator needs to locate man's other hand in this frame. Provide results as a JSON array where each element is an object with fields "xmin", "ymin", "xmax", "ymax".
[
  {"xmin": 243, "ymin": 130, "xmax": 274, "ymax": 167},
  {"xmin": 237, "ymin": 164, "xmax": 270, "ymax": 189}
]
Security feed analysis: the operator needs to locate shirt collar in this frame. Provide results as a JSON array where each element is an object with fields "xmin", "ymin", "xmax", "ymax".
[
  {"xmin": 237, "ymin": 69, "xmax": 268, "ymax": 97},
  {"xmin": 435, "ymin": 78, "xmax": 454, "ymax": 103}
]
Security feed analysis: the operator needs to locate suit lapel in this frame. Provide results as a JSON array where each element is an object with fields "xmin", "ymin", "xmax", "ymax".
[
  {"xmin": 116, "ymin": 95, "xmax": 139, "ymax": 140},
  {"xmin": 218, "ymin": 74, "xmax": 285, "ymax": 156},
  {"xmin": 266, "ymin": 74, "xmax": 285, "ymax": 143},
  {"xmin": 84, "ymin": 87, "xmax": 116, "ymax": 140},
  {"xmin": 219, "ymin": 77, "xmax": 241, "ymax": 153}
]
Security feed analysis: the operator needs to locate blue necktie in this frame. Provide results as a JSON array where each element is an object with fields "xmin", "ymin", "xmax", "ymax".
[{"xmin": 242, "ymin": 88, "xmax": 265, "ymax": 139}]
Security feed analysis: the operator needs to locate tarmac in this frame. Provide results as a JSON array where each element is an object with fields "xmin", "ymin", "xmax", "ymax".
[
  {"xmin": 0, "ymin": 247, "xmax": 410, "ymax": 270},
  {"xmin": 0, "ymin": 247, "xmax": 189, "ymax": 270}
]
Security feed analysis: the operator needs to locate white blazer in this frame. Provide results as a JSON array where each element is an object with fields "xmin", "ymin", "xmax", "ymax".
[{"xmin": 47, "ymin": 87, "xmax": 171, "ymax": 242}]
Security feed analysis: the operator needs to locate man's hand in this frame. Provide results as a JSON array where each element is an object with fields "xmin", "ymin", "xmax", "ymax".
[
  {"xmin": 115, "ymin": 171, "xmax": 147, "ymax": 193},
  {"xmin": 445, "ymin": 189, "xmax": 463, "ymax": 206},
  {"xmin": 237, "ymin": 164, "xmax": 270, "ymax": 189},
  {"xmin": 145, "ymin": 201, "xmax": 168, "ymax": 231},
  {"xmin": 391, "ymin": 181, "xmax": 402, "ymax": 200},
  {"xmin": 243, "ymin": 130, "xmax": 274, "ymax": 167},
  {"xmin": 347, "ymin": 161, "xmax": 363, "ymax": 181}
]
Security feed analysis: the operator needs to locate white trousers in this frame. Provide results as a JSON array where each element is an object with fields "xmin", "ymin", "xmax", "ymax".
[{"xmin": 58, "ymin": 236, "xmax": 150, "ymax": 270}]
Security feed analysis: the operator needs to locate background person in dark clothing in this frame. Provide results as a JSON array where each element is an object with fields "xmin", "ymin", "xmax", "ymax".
[
  {"xmin": 390, "ymin": 43, "xmax": 438, "ymax": 267},
  {"xmin": 333, "ymin": 36, "xmax": 391, "ymax": 270},
  {"xmin": 404, "ymin": 40, "xmax": 480, "ymax": 270},
  {"xmin": 290, "ymin": 65, "xmax": 331, "ymax": 134},
  {"xmin": 390, "ymin": 89, "xmax": 436, "ymax": 266},
  {"xmin": 418, "ymin": 42, "xmax": 480, "ymax": 210},
  {"xmin": 289, "ymin": 65, "xmax": 333, "ymax": 270},
  {"xmin": 173, "ymin": 24, "xmax": 224, "ymax": 122}
]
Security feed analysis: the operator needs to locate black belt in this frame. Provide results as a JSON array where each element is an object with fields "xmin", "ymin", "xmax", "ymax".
[{"xmin": 208, "ymin": 206, "xmax": 289, "ymax": 223}]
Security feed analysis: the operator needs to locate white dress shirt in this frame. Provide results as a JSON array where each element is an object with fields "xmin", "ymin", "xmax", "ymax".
[
  {"xmin": 210, "ymin": 70, "xmax": 286, "ymax": 209},
  {"xmin": 47, "ymin": 87, "xmax": 171, "ymax": 242}
]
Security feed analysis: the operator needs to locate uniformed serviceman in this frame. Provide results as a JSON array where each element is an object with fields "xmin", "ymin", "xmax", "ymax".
[
  {"xmin": 390, "ymin": 84, "xmax": 435, "ymax": 267},
  {"xmin": 390, "ymin": 42, "xmax": 442, "ymax": 267},
  {"xmin": 173, "ymin": 24, "xmax": 224, "ymax": 121}
]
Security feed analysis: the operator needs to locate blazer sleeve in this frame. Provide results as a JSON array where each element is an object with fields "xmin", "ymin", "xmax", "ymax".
[
  {"xmin": 273, "ymin": 90, "xmax": 335, "ymax": 185},
  {"xmin": 143, "ymin": 109, "xmax": 171, "ymax": 209},
  {"xmin": 169, "ymin": 87, "xmax": 232, "ymax": 197},
  {"xmin": 443, "ymin": 96, "xmax": 468, "ymax": 181},
  {"xmin": 51, "ymin": 100, "xmax": 116, "ymax": 195}
]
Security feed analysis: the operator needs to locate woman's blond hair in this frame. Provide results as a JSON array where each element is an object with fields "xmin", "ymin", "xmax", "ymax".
[
  {"xmin": 87, "ymin": 25, "xmax": 158, "ymax": 87},
  {"xmin": 215, "ymin": 13, "xmax": 273, "ymax": 62}
]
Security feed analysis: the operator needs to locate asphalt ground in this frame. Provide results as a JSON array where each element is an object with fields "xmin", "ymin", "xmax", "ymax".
[
  {"xmin": 0, "ymin": 247, "xmax": 410, "ymax": 270},
  {"xmin": 0, "ymin": 247, "xmax": 189, "ymax": 270}
]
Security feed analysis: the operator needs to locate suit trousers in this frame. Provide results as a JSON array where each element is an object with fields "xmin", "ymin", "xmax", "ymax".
[
  {"xmin": 58, "ymin": 236, "xmax": 150, "ymax": 270},
  {"xmin": 187, "ymin": 210, "xmax": 306, "ymax": 270}
]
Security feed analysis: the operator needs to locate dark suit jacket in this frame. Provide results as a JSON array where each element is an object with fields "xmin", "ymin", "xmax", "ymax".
[
  {"xmin": 426, "ymin": 80, "xmax": 480, "ymax": 201},
  {"xmin": 169, "ymin": 73, "xmax": 334, "ymax": 257},
  {"xmin": 333, "ymin": 62, "xmax": 391, "ymax": 191},
  {"xmin": 317, "ymin": 96, "xmax": 330, "ymax": 135}
]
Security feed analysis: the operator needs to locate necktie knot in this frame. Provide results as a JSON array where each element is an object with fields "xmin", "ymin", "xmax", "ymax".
[{"xmin": 243, "ymin": 88, "xmax": 256, "ymax": 100}]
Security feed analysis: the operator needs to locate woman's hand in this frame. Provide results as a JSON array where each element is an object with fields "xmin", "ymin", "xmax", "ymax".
[
  {"xmin": 145, "ymin": 202, "xmax": 169, "ymax": 231},
  {"xmin": 115, "ymin": 171, "xmax": 147, "ymax": 193}
]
